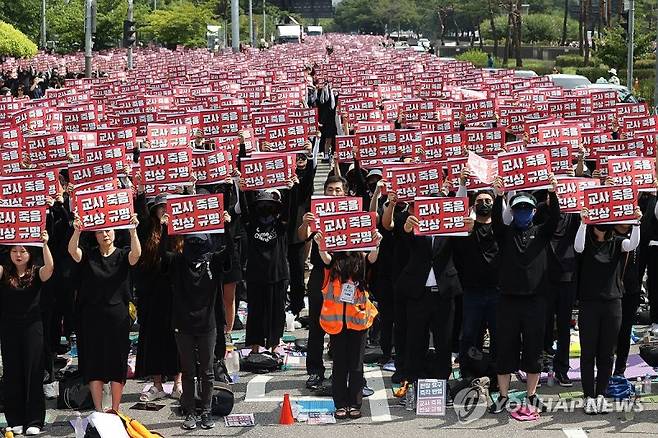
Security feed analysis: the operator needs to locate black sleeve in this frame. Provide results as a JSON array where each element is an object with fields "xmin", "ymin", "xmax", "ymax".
[
  {"xmin": 492, "ymin": 195, "xmax": 507, "ymax": 248},
  {"xmin": 299, "ymin": 160, "xmax": 317, "ymax": 203},
  {"xmin": 539, "ymin": 191, "xmax": 561, "ymax": 238}
]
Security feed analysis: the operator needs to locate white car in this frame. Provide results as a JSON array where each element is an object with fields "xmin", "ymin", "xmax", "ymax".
[
  {"xmin": 547, "ymin": 74, "xmax": 592, "ymax": 89},
  {"xmin": 577, "ymin": 83, "xmax": 640, "ymax": 103}
]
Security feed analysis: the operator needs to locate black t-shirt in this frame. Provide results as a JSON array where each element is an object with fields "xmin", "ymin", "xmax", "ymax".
[
  {"xmin": 245, "ymin": 220, "xmax": 289, "ymax": 283},
  {"xmin": 0, "ymin": 267, "xmax": 43, "ymax": 323},
  {"xmin": 166, "ymin": 252, "xmax": 225, "ymax": 335},
  {"xmin": 453, "ymin": 221, "xmax": 499, "ymax": 289},
  {"xmin": 622, "ymin": 247, "xmax": 641, "ymax": 296},
  {"xmin": 77, "ymin": 247, "xmax": 132, "ymax": 307},
  {"xmin": 578, "ymin": 236, "xmax": 626, "ymax": 301}
]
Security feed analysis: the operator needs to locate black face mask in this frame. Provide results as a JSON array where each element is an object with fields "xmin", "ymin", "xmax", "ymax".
[
  {"xmin": 475, "ymin": 203, "xmax": 492, "ymax": 217},
  {"xmin": 183, "ymin": 235, "xmax": 213, "ymax": 265}
]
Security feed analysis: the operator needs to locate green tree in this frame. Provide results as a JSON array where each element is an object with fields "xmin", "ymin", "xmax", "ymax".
[
  {"xmin": 0, "ymin": 20, "xmax": 38, "ymax": 57},
  {"xmin": 46, "ymin": 0, "xmax": 84, "ymax": 53},
  {"xmin": 0, "ymin": 0, "xmax": 40, "ymax": 40},
  {"xmin": 143, "ymin": 0, "xmax": 216, "ymax": 48},
  {"xmin": 594, "ymin": 24, "xmax": 654, "ymax": 71}
]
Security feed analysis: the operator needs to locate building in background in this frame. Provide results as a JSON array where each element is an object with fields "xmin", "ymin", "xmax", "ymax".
[{"xmin": 270, "ymin": 0, "xmax": 334, "ymax": 20}]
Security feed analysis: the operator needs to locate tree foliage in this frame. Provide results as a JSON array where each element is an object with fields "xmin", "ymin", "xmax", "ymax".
[
  {"xmin": 594, "ymin": 24, "xmax": 654, "ymax": 71},
  {"xmin": 0, "ymin": 20, "xmax": 37, "ymax": 57},
  {"xmin": 143, "ymin": 1, "xmax": 216, "ymax": 48}
]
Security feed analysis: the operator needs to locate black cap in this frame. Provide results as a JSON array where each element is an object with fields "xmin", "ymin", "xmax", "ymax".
[{"xmin": 254, "ymin": 190, "xmax": 282, "ymax": 204}]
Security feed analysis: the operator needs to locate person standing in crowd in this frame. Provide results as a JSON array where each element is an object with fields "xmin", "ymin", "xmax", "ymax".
[
  {"xmin": 314, "ymin": 231, "xmax": 380, "ymax": 419},
  {"xmin": 68, "ymin": 214, "xmax": 141, "ymax": 412},
  {"xmin": 160, "ymin": 222, "xmax": 232, "ymax": 430},
  {"xmin": 134, "ymin": 192, "xmax": 182, "ymax": 402},
  {"xmin": 489, "ymin": 174, "xmax": 560, "ymax": 414},
  {"xmin": 575, "ymin": 207, "xmax": 641, "ymax": 414},
  {"xmin": 0, "ymin": 231, "xmax": 53, "ymax": 436},
  {"xmin": 299, "ymin": 175, "xmax": 348, "ymax": 389}
]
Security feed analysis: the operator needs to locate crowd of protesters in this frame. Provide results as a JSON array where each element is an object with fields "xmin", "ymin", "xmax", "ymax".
[{"xmin": 0, "ymin": 35, "xmax": 657, "ymax": 435}]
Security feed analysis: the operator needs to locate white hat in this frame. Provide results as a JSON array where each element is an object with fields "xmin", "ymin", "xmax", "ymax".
[{"xmin": 608, "ymin": 68, "xmax": 617, "ymax": 76}]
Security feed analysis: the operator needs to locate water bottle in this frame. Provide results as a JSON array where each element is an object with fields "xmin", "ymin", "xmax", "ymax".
[
  {"xmin": 73, "ymin": 411, "xmax": 85, "ymax": 438},
  {"xmin": 643, "ymin": 374, "xmax": 652, "ymax": 395},
  {"xmin": 635, "ymin": 377, "xmax": 643, "ymax": 395},
  {"xmin": 546, "ymin": 365, "xmax": 555, "ymax": 387},
  {"xmin": 225, "ymin": 347, "xmax": 240, "ymax": 384},
  {"xmin": 285, "ymin": 312, "xmax": 296, "ymax": 332},
  {"xmin": 69, "ymin": 334, "xmax": 78, "ymax": 358},
  {"xmin": 405, "ymin": 384, "xmax": 415, "ymax": 412}
]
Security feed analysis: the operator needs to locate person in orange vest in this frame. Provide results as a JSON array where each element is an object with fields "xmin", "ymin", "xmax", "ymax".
[{"xmin": 313, "ymin": 231, "xmax": 382, "ymax": 420}]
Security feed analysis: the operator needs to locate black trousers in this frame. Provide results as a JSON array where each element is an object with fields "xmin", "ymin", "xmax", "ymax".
[
  {"xmin": 175, "ymin": 330, "xmax": 216, "ymax": 415},
  {"xmin": 330, "ymin": 329, "xmax": 367, "ymax": 409},
  {"xmin": 1, "ymin": 320, "xmax": 45, "ymax": 429},
  {"xmin": 644, "ymin": 246, "xmax": 658, "ymax": 323},
  {"xmin": 615, "ymin": 293, "xmax": 641, "ymax": 376},
  {"xmin": 579, "ymin": 299, "xmax": 622, "ymax": 398},
  {"xmin": 544, "ymin": 280, "xmax": 577, "ymax": 374},
  {"xmin": 41, "ymin": 310, "xmax": 54, "ymax": 382},
  {"xmin": 287, "ymin": 242, "xmax": 306, "ymax": 316},
  {"xmin": 393, "ymin": 284, "xmax": 408, "ymax": 376},
  {"xmin": 306, "ymin": 268, "xmax": 326, "ymax": 376},
  {"xmin": 214, "ymin": 285, "xmax": 227, "ymax": 361},
  {"xmin": 496, "ymin": 294, "xmax": 546, "ymax": 375},
  {"xmin": 404, "ymin": 289, "xmax": 455, "ymax": 382},
  {"xmin": 452, "ymin": 294, "xmax": 462, "ymax": 354},
  {"xmin": 372, "ymin": 276, "xmax": 394, "ymax": 360},
  {"xmin": 245, "ymin": 281, "xmax": 286, "ymax": 349}
]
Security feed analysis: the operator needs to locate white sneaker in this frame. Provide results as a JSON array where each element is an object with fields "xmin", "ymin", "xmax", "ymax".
[
  {"xmin": 651, "ymin": 323, "xmax": 658, "ymax": 337},
  {"xmin": 171, "ymin": 386, "xmax": 183, "ymax": 400},
  {"xmin": 140, "ymin": 385, "xmax": 167, "ymax": 402},
  {"xmin": 25, "ymin": 427, "xmax": 40, "ymax": 436},
  {"xmin": 11, "ymin": 426, "xmax": 24, "ymax": 435},
  {"xmin": 584, "ymin": 397, "xmax": 598, "ymax": 415},
  {"xmin": 596, "ymin": 395, "xmax": 609, "ymax": 414}
]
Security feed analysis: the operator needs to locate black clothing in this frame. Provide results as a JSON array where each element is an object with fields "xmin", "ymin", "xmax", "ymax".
[
  {"xmin": 245, "ymin": 280, "xmax": 286, "ymax": 348},
  {"xmin": 305, "ymin": 266, "xmax": 326, "ymax": 376},
  {"xmin": 545, "ymin": 280, "xmax": 577, "ymax": 374},
  {"xmin": 615, "ymin": 293, "xmax": 641, "ymax": 376},
  {"xmin": 453, "ymin": 221, "xmax": 499, "ymax": 289},
  {"xmin": 331, "ymin": 329, "xmax": 367, "ymax": 409},
  {"xmin": 244, "ymin": 220, "xmax": 289, "ymax": 284},
  {"xmin": 577, "ymin": 235, "xmax": 626, "ymax": 301},
  {"xmin": 176, "ymin": 330, "xmax": 216, "ymax": 415}
]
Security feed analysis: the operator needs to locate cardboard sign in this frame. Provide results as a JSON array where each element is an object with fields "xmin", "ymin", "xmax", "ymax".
[
  {"xmin": 0, "ymin": 206, "xmax": 47, "ymax": 246},
  {"xmin": 527, "ymin": 142, "xmax": 572, "ymax": 175},
  {"xmin": 146, "ymin": 123, "xmax": 192, "ymax": 148},
  {"xmin": 467, "ymin": 152, "xmax": 498, "ymax": 185},
  {"xmin": 390, "ymin": 164, "xmax": 443, "ymax": 202},
  {"xmin": 166, "ymin": 193, "xmax": 224, "ymax": 234},
  {"xmin": 73, "ymin": 188, "xmax": 135, "ymax": 231},
  {"xmin": 264, "ymin": 123, "xmax": 308, "ymax": 152},
  {"xmin": 0, "ymin": 175, "xmax": 51, "ymax": 207},
  {"xmin": 241, "ymin": 153, "xmax": 296, "ymax": 190},
  {"xmin": 23, "ymin": 132, "xmax": 69, "ymax": 166},
  {"xmin": 68, "ymin": 154, "xmax": 124, "ymax": 186},
  {"xmin": 318, "ymin": 211, "xmax": 377, "ymax": 252},
  {"xmin": 607, "ymin": 156, "xmax": 656, "ymax": 192},
  {"xmin": 464, "ymin": 127, "xmax": 505, "ymax": 157},
  {"xmin": 416, "ymin": 379, "xmax": 447, "ymax": 416},
  {"xmin": 355, "ymin": 130, "xmax": 400, "ymax": 166},
  {"xmin": 310, "ymin": 196, "xmax": 363, "ymax": 232},
  {"xmin": 97, "ymin": 127, "xmax": 137, "ymax": 150},
  {"xmin": 192, "ymin": 149, "xmax": 231, "ymax": 185},
  {"xmin": 413, "ymin": 197, "xmax": 469, "ymax": 236},
  {"xmin": 139, "ymin": 146, "xmax": 193, "ymax": 185},
  {"xmin": 497, "ymin": 150, "xmax": 552, "ymax": 191},
  {"xmin": 583, "ymin": 185, "xmax": 637, "ymax": 224},
  {"xmin": 555, "ymin": 177, "xmax": 600, "ymax": 214}
]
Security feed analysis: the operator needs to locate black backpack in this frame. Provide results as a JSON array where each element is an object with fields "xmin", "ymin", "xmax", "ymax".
[
  {"xmin": 640, "ymin": 342, "xmax": 658, "ymax": 367},
  {"xmin": 240, "ymin": 352, "xmax": 282, "ymax": 374},
  {"xmin": 57, "ymin": 370, "xmax": 94, "ymax": 410},
  {"xmin": 211, "ymin": 383, "xmax": 235, "ymax": 417}
]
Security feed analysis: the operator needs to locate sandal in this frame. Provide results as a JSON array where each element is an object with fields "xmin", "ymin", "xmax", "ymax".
[
  {"xmin": 335, "ymin": 407, "xmax": 349, "ymax": 419},
  {"xmin": 348, "ymin": 407, "xmax": 362, "ymax": 419}
]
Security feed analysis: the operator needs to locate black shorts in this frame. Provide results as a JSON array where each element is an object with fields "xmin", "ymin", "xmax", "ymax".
[
  {"xmin": 495, "ymin": 294, "xmax": 546, "ymax": 375},
  {"xmin": 223, "ymin": 237, "xmax": 244, "ymax": 284}
]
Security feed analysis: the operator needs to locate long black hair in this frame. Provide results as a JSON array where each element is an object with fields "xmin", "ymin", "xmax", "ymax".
[
  {"xmin": 2, "ymin": 246, "xmax": 37, "ymax": 288},
  {"xmin": 329, "ymin": 252, "xmax": 366, "ymax": 285}
]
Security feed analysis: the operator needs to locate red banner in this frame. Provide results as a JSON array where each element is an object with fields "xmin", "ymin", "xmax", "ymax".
[
  {"xmin": 390, "ymin": 164, "xmax": 443, "ymax": 202},
  {"xmin": 0, "ymin": 175, "xmax": 51, "ymax": 207},
  {"xmin": 527, "ymin": 142, "xmax": 572, "ymax": 174},
  {"xmin": 146, "ymin": 123, "xmax": 192, "ymax": 148},
  {"xmin": 73, "ymin": 188, "xmax": 135, "ymax": 231},
  {"xmin": 241, "ymin": 153, "xmax": 296, "ymax": 190},
  {"xmin": 166, "ymin": 193, "xmax": 225, "ymax": 234},
  {"xmin": 264, "ymin": 124, "xmax": 308, "ymax": 152},
  {"xmin": 497, "ymin": 150, "xmax": 553, "ymax": 191},
  {"xmin": 464, "ymin": 127, "xmax": 505, "ymax": 157},
  {"xmin": 68, "ymin": 153, "xmax": 124, "ymax": 186},
  {"xmin": 555, "ymin": 177, "xmax": 600, "ymax": 214},
  {"xmin": 412, "ymin": 196, "xmax": 469, "ymax": 236},
  {"xmin": 583, "ymin": 185, "xmax": 637, "ymax": 224},
  {"xmin": 422, "ymin": 131, "xmax": 464, "ymax": 163},
  {"xmin": 67, "ymin": 131, "xmax": 97, "ymax": 163},
  {"xmin": 192, "ymin": 149, "xmax": 231, "ymax": 185},
  {"xmin": 139, "ymin": 146, "xmax": 193, "ymax": 185},
  {"xmin": 355, "ymin": 130, "xmax": 400, "ymax": 166},
  {"xmin": 97, "ymin": 127, "xmax": 137, "ymax": 150},
  {"xmin": 335, "ymin": 135, "xmax": 355, "ymax": 163},
  {"xmin": 607, "ymin": 156, "xmax": 656, "ymax": 192},
  {"xmin": 309, "ymin": 196, "xmax": 363, "ymax": 232},
  {"xmin": 318, "ymin": 211, "xmax": 377, "ymax": 252},
  {"xmin": 23, "ymin": 132, "xmax": 69, "ymax": 166},
  {"xmin": 0, "ymin": 206, "xmax": 47, "ymax": 246}
]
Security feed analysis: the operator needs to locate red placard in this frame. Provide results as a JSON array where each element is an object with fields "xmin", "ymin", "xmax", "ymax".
[
  {"xmin": 264, "ymin": 124, "xmax": 308, "ymax": 152},
  {"xmin": 166, "ymin": 193, "xmax": 225, "ymax": 234},
  {"xmin": 192, "ymin": 149, "xmax": 231, "ymax": 185},
  {"xmin": 68, "ymin": 153, "xmax": 124, "ymax": 186},
  {"xmin": 335, "ymin": 135, "xmax": 355, "ymax": 163},
  {"xmin": 23, "ymin": 132, "xmax": 69, "ymax": 166},
  {"xmin": 97, "ymin": 127, "xmax": 137, "ymax": 150},
  {"xmin": 0, "ymin": 147, "xmax": 23, "ymax": 175},
  {"xmin": 497, "ymin": 150, "xmax": 553, "ymax": 191},
  {"xmin": 446, "ymin": 157, "xmax": 489, "ymax": 191},
  {"xmin": 355, "ymin": 130, "xmax": 400, "ymax": 166},
  {"xmin": 583, "ymin": 185, "xmax": 636, "ymax": 224},
  {"xmin": 0, "ymin": 206, "xmax": 47, "ymax": 246},
  {"xmin": 452, "ymin": 98, "xmax": 496, "ymax": 123},
  {"xmin": 139, "ymin": 146, "xmax": 193, "ymax": 185},
  {"xmin": 318, "ymin": 211, "xmax": 377, "ymax": 252},
  {"xmin": 241, "ymin": 153, "xmax": 296, "ymax": 190},
  {"xmin": 0, "ymin": 175, "xmax": 51, "ymax": 207},
  {"xmin": 607, "ymin": 156, "xmax": 656, "ymax": 191},
  {"xmin": 146, "ymin": 123, "xmax": 192, "ymax": 148},
  {"xmin": 527, "ymin": 142, "xmax": 572, "ymax": 174},
  {"xmin": 73, "ymin": 188, "xmax": 135, "ymax": 231},
  {"xmin": 536, "ymin": 122, "xmax": 581, "ymax": 151},
  {"xmin": 398, "ymin": 129, "xmax": 424, "ymax": 157},
  {"xmin": 555, "ymin": 177, "xmax": 600, "ymax": 214},
  {"xmin": 252, "ymin": 110, "xmax": 288, "ymax": 138},
  {"xmin": 422, "ymin": 131, "xmax": 464, "ymax": 162},
  {"xmin": 390, "ymin": 164, "xmax": 443, "ymax": 202},
  {"xmin": 309, "ymin": 196, "xmax": 363, "ymax": 232},
  {"xmin": 464, "ymin": 127, "xmax": 505, "ymax": 157},
  {"xmin": 412, "ymin": 196, "xmax": 469, "ymax": 236},
  {"xmin": 67, "ymin": 131, "xmax": 97, "ymax": 163}
]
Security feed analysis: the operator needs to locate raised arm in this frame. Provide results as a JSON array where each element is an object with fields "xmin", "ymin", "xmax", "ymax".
[
  {"xmin": 128, "ymin": 214, "xmax": 142, "ymax": 266},
  {"xmin": 539, "ymin": 176, "xmax": 560, "ymax": 238},
  {"xmin": 574, "ymin": 221, "xmax": 587, "ymax": 253},
  {"xmin": 381, "ymin": 193, "xmax": 398, "ymax": 231},
  {"xmin": 68, "ymin": 216, "xmax": 83, "ymax": 263},
  {"xmin": 313, "ymin": 232, "xmax": 332, "ymax": 265},
  {"xmin": 39, "ymin": 231, "xmax": 54, "ymax": 282},
  {"xmin": 622, "ymin": 224, "xmax": 641, "ymax": 252}
]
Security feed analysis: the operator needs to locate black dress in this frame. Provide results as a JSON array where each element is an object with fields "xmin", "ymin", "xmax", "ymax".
[
  {"xmin": 77, "ymin": 247, "xmax": 132, "ymax": 383},
  {"xmin": 0, "ymin": 268, "xmax": 46, "ymax": 429}
]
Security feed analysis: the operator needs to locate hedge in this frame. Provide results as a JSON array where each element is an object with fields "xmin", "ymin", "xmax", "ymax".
[
  {"xmin": 0, "ymin": 21, "xmax": 37, "ymax": 58},
  {"xmin": 455, "ymin": 49, "xmax": 489, "ymax": 68},
  {"xmin": 555, "ymin": 54, "xmax": 602, "ymax": 68}
]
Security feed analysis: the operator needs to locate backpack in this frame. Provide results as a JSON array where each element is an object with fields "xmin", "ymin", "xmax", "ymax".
[
  {"xmin": 213, "ymin": 359, "xmax": 231, "ymax": 384},
  {"xmin": 605, "ymin": 375, "xmax": 634, "ymax": 399},
  {"xmin": 57, "ymin": 370, "xmax": 93, "ymax": 410},
  {"xmin": 240, "ymin": 352, "xmax": 282, "ymax": 374},
  {"xmin": 211, "ymin": 383, "xmax": 235, "ymax": 417},
  {"xmin": 639, "ymin": 342, "xmax": 658, "ymax": 367}
]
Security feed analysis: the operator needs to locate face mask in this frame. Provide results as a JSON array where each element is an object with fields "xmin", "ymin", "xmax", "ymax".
[
  {"xmin": 259, "ymin": 215, "xmax": 276, "ymax": 225},
  {"xmin": 512, "ymin": 208, "xmax": 534, "ymax": 229},
  {"xmin": 475, "ymin": 203, "xmax": 492, "ymax": 217},
  {"xmin": 183, "ymin": 235, "xmax": 212, "ymax": 265}
]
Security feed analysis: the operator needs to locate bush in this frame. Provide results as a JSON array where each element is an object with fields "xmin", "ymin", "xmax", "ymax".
[
  {"xmin": 575, "ymin": 66, "xmax": 610, "ymax": 83},
  {"xmin": 455, "ymin": 49, "xmax": 490, "ymax": 68},
  {"xmin": 635, "ymin": 58, "xmax": 656, "ymax": 69},
  {"xmin": 480, "ymin": 13, "xmax": 579, "ymax": 44},
  {"xmin": 618, "ymin": 68, "xmax": 656, "ymax": 81},
  {"xmin": 516, "ymin": 59, "xmax": 554, "ymax": 76},
  {"xmin": 0, "ymin": 21, "xmax": 37, "ymax": 58},
  {"xmin": 555, "ymin": 54, "xmax": 602, "ymax": 68}
]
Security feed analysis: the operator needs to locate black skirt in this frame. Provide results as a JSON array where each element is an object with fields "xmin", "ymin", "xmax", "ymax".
[{"xmin": 79, "ymin": 303, "xmax": 131, "ymax": 383}]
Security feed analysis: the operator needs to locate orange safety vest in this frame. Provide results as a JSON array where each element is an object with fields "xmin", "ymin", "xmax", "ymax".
[{"xmin": 319, "ymin": 270, "xmax": 378, "ymax": 335}]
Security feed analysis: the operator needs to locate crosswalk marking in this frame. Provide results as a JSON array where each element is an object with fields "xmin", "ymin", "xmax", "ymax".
[
  {"xmin": 365, "ymin": 368, "xmax": 393, "ymax": 422},
  {"xmin": 562, "ymin": 428, "xmax": 588, "ymax": 438},
  {"xmin": 244, "ymin": 375, "xmax": 272, "ymax": 402}
]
